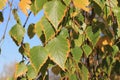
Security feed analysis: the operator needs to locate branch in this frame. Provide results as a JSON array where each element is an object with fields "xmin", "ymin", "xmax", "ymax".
[
  {"xmin": 23, "ymin": 11, "xmax": 32, "ymax": 28},
  {"xmin": 21, "ymin": 11, "xmax": 32, "ymax": 60},
  {"xmin": 21, "ymin": 11, "xmax": 32, "ymax": 44},
  {"xmin": 0, "ymin": 0, "xmax": 14, "ymax": 47}
]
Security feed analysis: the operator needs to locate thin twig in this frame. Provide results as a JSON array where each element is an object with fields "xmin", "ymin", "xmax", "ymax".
[
  {"xmin": 0, "ymin": 0, "xmax": 14, "ymax": 47},
  {"xmin": 23, "ymin": 11, "xmax": 32, "ymax": 28},
  {"xmin": 21, "ymin": 11, "xmax": 32, "ymax": 60}
]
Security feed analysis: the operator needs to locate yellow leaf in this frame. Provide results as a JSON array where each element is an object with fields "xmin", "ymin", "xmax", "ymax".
[
  {"xmin": 0, "ymin": 0, "xmax": 7, "ymax": 10},
  {"xmin": 73, "ymin": 0, "xmax": 90, "ymax": 12},
  {"xmin": 19, "ymin": 0, "xmax": 31, "ymax": 16}
]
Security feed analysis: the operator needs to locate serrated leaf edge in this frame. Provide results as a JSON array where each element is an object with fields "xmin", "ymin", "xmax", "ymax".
[{"xmin": 44, "ymin": 1, "xmax": 68, "ymax": 30}]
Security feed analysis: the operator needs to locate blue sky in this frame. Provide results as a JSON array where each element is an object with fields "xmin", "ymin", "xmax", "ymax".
[{"xmin": 0, "ymin": 0, "xmax": 43, "ymax": 73}]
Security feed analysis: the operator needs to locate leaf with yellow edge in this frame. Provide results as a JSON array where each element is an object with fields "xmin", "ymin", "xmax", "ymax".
[
  {"xmin": 39, "ymin": 17, "xmax": 55, "ymax": 43},
  {"xmin": 19, "ymin": 43, "xmax": 30, "ymax": 57},
  {"xmin": 43, "ymin": 0, "xmax": 67, "ymax": 30},
  {"xmin": 9, "ymin": 24, "xmax": 25, "ymax": 46},
  {"xmin": 27, "ymin": 65, "xmax": 37, "ymax": 79},
  {"xmin": 19, "ymin": 0, "xmax": 31, "ymax": 16},
  {"xmin": 46, "ymin": 36, "xmax": 70, "ymax": 70},
  {"xmin": 30, "ymin": 46, "xmax": 48, "ymax": 73},
  {"xmin": 73, "ymin": 0, "xmax": 90, "ymax": 12},
  {"xmin": 0, "ymin": 0, "xmax": 7, "ymax": 10},
  {"xmin": 14, "ymin": 62, "xmax": 27, "ymax": 78}
]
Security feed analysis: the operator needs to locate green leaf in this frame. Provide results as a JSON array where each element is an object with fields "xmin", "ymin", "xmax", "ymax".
[
  {"xmin": 15, "ymin": 62, "xmax": 27, "ymax": 78},
  {"xmin": 9, "ymin": 24, "xmax": 25, "ymax": 46},
  {"xmin": 112, "ymin": 45, "xmax": 119, "ymax": 57},
  {"xmin": 12, "ymin": 9, "xmax": 21, "ymax": 25},
  {"xmin": 39, "ymin": 17, "xmax": 55, "ymax": 43},
  {"xmin": 27, "ymin": 65, "xmax": 37, "ymax": 79},
  {"xmin": 113, "ymin": 7, "xmax": 120, "ymax": 28},
  {"xmin": 0, "ymin": 11, "xmax": 3, "ymax": 23},
  {"xmin": 70, "ymin": 74, "xmax": 77, "ymax": 80},
  {"xmin": 35, "ymin": 20, "xmax": 42, "ymax": 38},
  {"xmin": 82, "ymin": 45, "xmax": 92, "ymax": 57},
  {"xmin": 0, "ymin": 0, "xmax": 7, "ymax": 10},
  {"xmin": 46, "ymin": 36, "xmax": 70, "ymax": 70},
  {"xmin": 59, "ymin": 28, "xmax": 69, "ymax": 38},
  {"xmin": 65, "ymin": 58, "xmax": 76, "ymax": 74},
  {"xmin": 74, "ymin": 34, "xmax": 84, "ymax": 47},
  {"xmin": 63, "ymin": 0, "xmax": 71, "ymax": 6},
  {"xmin": 19, "ymin": 43, "xmax": 30, "ymax": 57},
  {"xmin": 81, "ymin": 64, "xmax": 89, "ymax": 80},
  {"xmin": 30, "ymin": 46, "xmax": 48, "ymax": 72},
  {"xmin": 27, "ymin": 23, "xmax": 36, "ymax": 39},
  {"xmin": 71, "ymin": 47, "xmax": 83, "ymax": 62},
  {"xmin": 31, "ymin": 0, "xmax": 47, "ymax": 15},
  {"xmin": 43, "ymin": 0, "xmax": 67, "ymax": 30},
  {"xmin": 86, "ymin": 27, "xmax": 100, "ymax": 47},
  {"xmin": 35, "ymin": 20, "xmax": 46, "ymax": 43}
]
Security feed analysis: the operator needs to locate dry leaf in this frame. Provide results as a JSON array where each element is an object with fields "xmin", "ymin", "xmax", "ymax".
[
  {"xmin": 19, "ymin": 0, "xmax": 31, "ymax": 16},
  {"xmin": 73, "ymin": 0, "xmax": 90, "ymax": 12}
]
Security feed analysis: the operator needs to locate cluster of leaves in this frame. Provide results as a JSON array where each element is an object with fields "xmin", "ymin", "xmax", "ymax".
[{"xmin": 0, "ymin": 0, "xmax": 120, "ymax": 80}]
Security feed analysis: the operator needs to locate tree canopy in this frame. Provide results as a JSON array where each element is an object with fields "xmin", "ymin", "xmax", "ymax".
[{"xmin": 0, "ymin": 0, "xmax": 120, "ymax": 80}]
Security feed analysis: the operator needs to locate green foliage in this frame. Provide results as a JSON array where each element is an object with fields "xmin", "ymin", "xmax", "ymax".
[
  {"xmin": 31, "ymin": 0, "xmax": 47, "ymax": 15},
  {"xmin": 39, "ymin": 17, "xmax": 55, "ymax": 43},
  {"xmin": 1, "ymin": 0, "xmax": 120, "ymax": 79},
  {"xmin": 82, "ymin": 45, "xmax": 92, "ymax": 57},
  {"xmin": 30, "ymin": 46, "xmax": 48, "ymax": 72},
  {"xmin": 12, "ymin": 9, "xmax": 21, "ymax": 25},
  {"xmin": 27, "ymin": 23, "xmax": 35, "ymax": 39},
  {"xmin": 71, "ymin": 47, "xmax": 83, "ymax": 62},
  {"xmin": 43, "ymin": 0, "xmax": 67, "ymax": 30},
  {"xmin": 15, "ymin": 62, "xmax": 27, "ymax": 78},
  {"xmin": 19, "ymin": 43, "xmax": 30, "ymax": 57},
  {"xmin": 80, "ymin": 64, "xmax": 89, "ymax": 80},
  {"xmin": 86, "ymin": 26, "xmax": 100, "ymax": 47},
  {"xmin": 46, "ymin": 35, "xmax": 70, "ymax": 70},
  {"xmin": 9, "ymin": 24, "xmax": 25, "ymax": 46},
  {"xmin": 27, "ymin": 65, "xmax": 37, "ymax": 79}
]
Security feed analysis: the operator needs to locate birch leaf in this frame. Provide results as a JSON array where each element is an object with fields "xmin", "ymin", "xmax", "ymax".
[
  {"xmin": 19, "ymin": 0, "xmax": 31, "ymax": 16},
  {"xmin": 73, "ymin": 0, "xmax": 90, "ymax": 12},
  {"xmin": 0, "ymin": 0, "xmax": 7, "ymax": 10}
]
